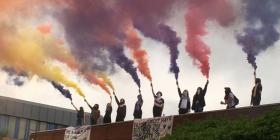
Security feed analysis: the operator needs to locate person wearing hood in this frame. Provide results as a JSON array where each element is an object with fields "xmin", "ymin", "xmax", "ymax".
[
  {"xmin": 151, "ymin": 83, "xmax": 164, "ymax": 117},
  {"xmin": 84, "ymin": 99, "xmax": 100, "ymax": 125},
  {"xmin": 133, "ymin": 90, "xmax": 143, "ymax": 119},
  {"xmin": 103, "ymin": 96, "xmax": 113, "ymax": 123},
  {"xmin": 113, "ymin": 91, "xmax": 126, "ymax": 122},
  {"xmin": 71, "ymin": 102, "xmax": 85, "ymax": 126},
  {"xmin": 176, "ymin": 81, "xmax": 191, "ymax": 114},
  {"xmin": 192, "ymin": 80, "xmax": 209, "ymax": 113},
  {"xmin": 251, "ymin": 72, "xmax": 262, "ymax": 106},
  {"xmin": 221, "ymin": 87, "xmax": 237, "ymax": 109}
]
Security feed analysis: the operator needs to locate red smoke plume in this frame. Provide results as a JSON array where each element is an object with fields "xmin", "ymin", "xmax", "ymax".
[
  {"xmin": 185, "ymin": 0, "xmax": 234, "ymax": 78},
  {"xmin": 125, "ymin": 24, "xmax": 152, "ymax": 81}
]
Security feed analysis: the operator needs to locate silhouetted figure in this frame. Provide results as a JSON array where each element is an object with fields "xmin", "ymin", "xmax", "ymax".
[
  {"xmin": 133, "ymin": 91, "xmax": 143, "ymax": 119},
  {"xmin": 113, "ymin": 91, "xmax": 126, "ymax": 122},
  {"xmin": 251, "ymin": 72, "xmax": 262, "ymax": 106},
  {"xmin": 84, "ymin": 99, "xmax": 100, "ymax": 125},
  {"xmin": 192, "ymin": 80, "xmax": 209, "ymax": 113},
  {"xmin": 151, "ymin": 83, "xmax": 164, "ymax": 117},
  {"xmin": 221, "ymin": 87, "xmax": 238, "ymax": 109},
  {"xmin": 71, "ymin": 102, "xmax": 84, "ymax": 126},
  {"xmin": 103, "ymin": 96, "xmax": 113, "ymax": 124},
  {"xmin": 176, "ymin": 81, "xmax": 191, "ymax": 114}
]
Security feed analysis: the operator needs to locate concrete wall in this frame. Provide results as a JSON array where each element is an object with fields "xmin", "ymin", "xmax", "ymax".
[{"xmin": 30, "ymin": 103, "xmax": 280, "ymax": 140}]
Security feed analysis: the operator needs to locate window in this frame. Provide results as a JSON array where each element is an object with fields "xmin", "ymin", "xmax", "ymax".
[
  {"xmin": 18, "ymin": 118, "xmax": 27, "ymax": 140},
  {"xmin": 29, "ymin": 120, "xmax": 39, "ymax": 135},
  {"xmin": 39, "ymin": 122, "xmax": 47, "ymax": 131},
  {"xmin": 7, "ymin": 116, "xmax": 16, "ymax": 138},
  {"xmin": 47, "ymin": 123, "xmax": 57, "ymax": 130},
  {"xmin": 0, "ymin": 115, "xmax": 8, "ymax": 137}
]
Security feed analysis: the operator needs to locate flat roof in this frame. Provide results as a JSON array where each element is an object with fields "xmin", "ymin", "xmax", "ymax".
[{"xmin": 0, "ymin": 95, "xmax": 90, "ymax": 126}]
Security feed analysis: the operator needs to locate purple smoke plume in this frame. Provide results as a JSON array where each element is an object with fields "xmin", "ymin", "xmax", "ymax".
[
  {"xmin": 109, "ymin": 46, "xmax": 141, "ymax": 88},
  {"xmin": 237, "ymin": 0, "xmax": 280, "ymax": 70}
]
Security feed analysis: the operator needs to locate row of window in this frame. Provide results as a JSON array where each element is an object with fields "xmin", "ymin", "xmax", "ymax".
[{"xmin": 0, "ymin": 115, "xmax": 66, "ymax": 140}]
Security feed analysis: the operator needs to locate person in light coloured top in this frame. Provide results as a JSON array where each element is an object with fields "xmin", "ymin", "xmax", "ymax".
[
  {"xmin": 176, "ymin": 80, "xmax": 190, "ymax": 114},
  {"xmin": 221, "ymin": 87, "xmax": 236, "ymax": 109}
]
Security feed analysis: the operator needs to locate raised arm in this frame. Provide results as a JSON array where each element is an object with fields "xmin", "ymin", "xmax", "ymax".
[
  {"xmin": 71, "ymin": 102, "xmax": 78, "ymax": 111},
  {"xmin": 84, "ymin": 98, "xmax": 92, "ymax": 109},
  {"xmin": 151, "ymin": 82, "xmax": 156, "ymax": 98},
  {"xmin": 202, "ymin": 80, "xmax": 209, "ymax": 96},
  {"xmin": 176, "ymin": 80, "xmax": 182, "ymax": 98},
  {"xmin": 113, "ymin": 91, "xmax": 120, "ymax": 105}
]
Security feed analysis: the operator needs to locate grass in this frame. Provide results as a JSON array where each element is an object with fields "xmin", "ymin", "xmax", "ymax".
[{"xmin": 163, "ymin": 108, "xmax": 280, "ymax": 140}]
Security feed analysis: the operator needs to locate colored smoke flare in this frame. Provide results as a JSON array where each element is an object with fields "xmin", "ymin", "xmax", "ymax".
[
  {"xmin": 37, "ymin": 23, "xmax": 52, "ymax": 34},
  {"xmin": 51, "ymin": 81, "xmax": 72, "ymax": 101},
  {"xmin": 36, "ymin": 26, "xmax": 79, "ymax": 70},
  {"xmin": 185, "ymin": 0, "xmax": 234, "ymax": 78},
  {"xmin": 237, "ymin": 0, "xmax": 280, "ymax": 70},
  {"xmin": 0, "ymin": 28, "xmax": 85, "ymax": 97},
  {"xmin": 109, "ymin": 46, "xmax": 141, "ymax": 88},
  {"xmin": 124, "ymin": 24, "xmax": 152, "ymax": 81},
  {"xmin": 84, "ymin": 72, "xmax": 111, "ymax": 95},
  {"xmin": 97, "ymin": 72, "xmax": 115, "ymax": 90}
]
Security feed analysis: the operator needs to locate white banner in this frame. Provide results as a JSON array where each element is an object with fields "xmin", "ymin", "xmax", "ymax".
[
  {"xmin": 64, "ymin": 125, "xmax": 91, "ymax": 140},
  {"xmin": 132, "ymin": 116, "xmax": 174, "ymax": 140}
]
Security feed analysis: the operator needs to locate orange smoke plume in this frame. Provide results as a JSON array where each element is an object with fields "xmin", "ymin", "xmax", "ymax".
[
  {"xmin": 84, "ymin": 72, "xmax": 111, "ymax": 96},
  {"xmin": 37, "ymin": 23, "xmax": 52, "ymax": 34},
  {"xmin": 97, "ymin": 72, "xmax": 114, "ymax": 90},
  {"xmin": 125, "ymin": 24, "xmax": 152, "ymax": 81}
]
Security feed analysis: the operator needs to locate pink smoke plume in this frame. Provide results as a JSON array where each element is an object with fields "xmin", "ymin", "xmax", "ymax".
[{"xmin": 185, "ymin": 0, "xmax": 234, "ymax": 78}]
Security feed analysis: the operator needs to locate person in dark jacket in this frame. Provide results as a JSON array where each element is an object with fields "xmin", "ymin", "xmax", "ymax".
[
  {"xmin": 103, "ymin": 96, "xmax": 112, "ymax": 123},
  {"xmin": 221, "ymin": 87, "xmax": 236, "ymax": 109},
  {"xmin": 84, "ymin": 99, "xmax": 100, "ymax": 125},
  {"xmin": 113, "ymin": 91, "xmax": 126, "ymax": 122},
  {"xmin": 176, "ymin": 80, "xmax": 191, "ymax": 114},
  {"xmin": 133, "ymin": 91, "xmax": 143, "ymax": 119},
  {"xmin": 192, "ymin": 80, "xmax": 209, "ymax": 113},
  {"xmin": 71, "ymin": 102, "xmax": 84, "ymax": 126},
  {"xmin": 251, "ymin": 72, "xmax": 262, "ymax": 106},
  {"xmin": 151, "ymin": 83, "xmax": 164, "ymax": 117}
]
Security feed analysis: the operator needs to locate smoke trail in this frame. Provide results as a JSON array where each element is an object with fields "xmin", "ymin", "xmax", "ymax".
[
  {"xmin": 84, "ymin": 72, "xmax": 111, "ymax": 95},
  {"xmin": 36, "ymin": 23, "xmax": 52, "ymax": 34},
  {"xmin": 185, "ymin": 0, "xmax": 234, "ymax": 78},
  {"xmin": 97, "ymin": 72, "xmax": 115, "ymax": 90},
  {"xmin": 51, "ymin": 81, "xmax": 72, "ymax": 101},
  {"xmin": 56, "ymin": 0, "xmax": 125, "ymax": 74},
  {"xmin": 36, "ymin": 26, "xmax": 79, "ymax": 70},
  {"xmin": 109, "ymin": 46, "xmax": 141, "ymax": 88},
  {"xmin": 124, "ymin": 24, "xmax": 152, "ymax": 81},
  {"xmin": 120, "ymin": 0, "xmax": 181, "ymax": 80},
  {"xmin": 1, "ymin": 67, "xmax": 27, "ymax": 86},
  {"xmin": 36, "ymin": 25, "xmax": 113, "ymax": 95},
  {"xmin": 0, "ymin": 28, "xmax": 85, "ymax": 97},
  {"xmin": 237, "ymin": 0, "xmax": 280, "ymax": 70}
]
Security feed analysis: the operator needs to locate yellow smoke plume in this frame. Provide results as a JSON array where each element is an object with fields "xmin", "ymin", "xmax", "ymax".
[
  {"xmin": 0, "ymin": 28, "xmax": 85, "ymax": 97},
  {"xmin": 97, "ymin": 72, "xmax": 114, "ymax": 90}
]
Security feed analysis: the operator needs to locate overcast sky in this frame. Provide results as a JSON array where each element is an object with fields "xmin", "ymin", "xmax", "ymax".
[{"xmin": 0, "ymin": 1, "xmax": 280, "ymax": 121}]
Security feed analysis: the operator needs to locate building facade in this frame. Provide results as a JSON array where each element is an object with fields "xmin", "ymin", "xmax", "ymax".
[{"xmin": 0, "ymin": 96, "xmax": 90, "ymax": 140}]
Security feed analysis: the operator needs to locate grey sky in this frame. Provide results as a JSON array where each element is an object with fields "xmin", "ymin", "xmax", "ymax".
[{"xmin": 0, "ymin": 1, "xmax": 280, "ymax": 121}]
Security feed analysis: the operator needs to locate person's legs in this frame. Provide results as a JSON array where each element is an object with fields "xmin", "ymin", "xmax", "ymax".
[{"xmin": 179, "ymin": 108, "xmax": 183, "ymax": 114}]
